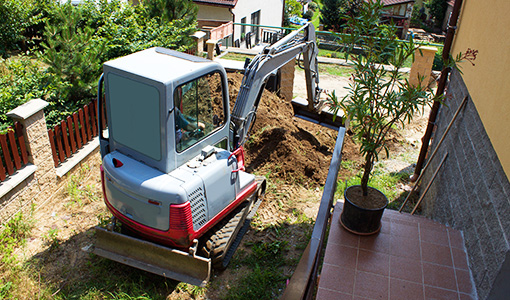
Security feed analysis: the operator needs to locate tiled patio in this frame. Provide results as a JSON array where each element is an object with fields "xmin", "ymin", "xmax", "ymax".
[{"xmin": 317, "ymin": 202, "xmax": 477, "ymax": 300}]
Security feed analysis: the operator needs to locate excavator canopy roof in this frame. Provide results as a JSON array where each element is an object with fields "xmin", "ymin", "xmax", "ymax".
[{"xmin": 104, "ymin": 47, "xmax": 219, "ymax": 86}]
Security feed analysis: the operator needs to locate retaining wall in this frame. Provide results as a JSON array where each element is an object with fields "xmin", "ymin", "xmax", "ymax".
[
  {"xmin": 0, "ymin": 99, "xmax": 99, "ymax": 225},
  {"xmin": 421, "ymin": 69, "xmax": 510, "ymax": 299}
]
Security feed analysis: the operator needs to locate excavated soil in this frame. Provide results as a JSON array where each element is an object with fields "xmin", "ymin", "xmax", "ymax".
[{"xmin": 227, "ymin": 72, "xmax": 360, "ymax": 187}]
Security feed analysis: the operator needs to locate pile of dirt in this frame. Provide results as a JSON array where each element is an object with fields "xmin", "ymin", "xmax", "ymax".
[{"xmin": 226, "ymin": 72, "xmax": 360, "ymax": 187}]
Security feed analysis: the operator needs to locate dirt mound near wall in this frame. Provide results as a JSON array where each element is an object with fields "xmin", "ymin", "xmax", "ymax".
[{"xmin": 226, "ymin": 72, "xmax": 360, "ymax": 187}]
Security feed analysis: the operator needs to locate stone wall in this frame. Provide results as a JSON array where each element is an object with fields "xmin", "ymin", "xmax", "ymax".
[
  {"xmin": 421, "ymin": 69, "xmax": 510, "ymax": 299},
  {"xmin": 0, "ymin": 99, "xmax": 100, "ymax": 224}
]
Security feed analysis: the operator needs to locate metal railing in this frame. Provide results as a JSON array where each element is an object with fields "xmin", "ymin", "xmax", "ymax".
[
  {"xmin": 229, "ymin": 23, "xmax": 444, "ymax": 52},
  {"xmin": 280, "ymin": 127, "xmax": 346, "ymax": 300}
]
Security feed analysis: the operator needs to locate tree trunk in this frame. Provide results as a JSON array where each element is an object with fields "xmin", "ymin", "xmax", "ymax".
[{"xmin": 361, "ymin": 154, "xmax": 374, "ymax": 196}]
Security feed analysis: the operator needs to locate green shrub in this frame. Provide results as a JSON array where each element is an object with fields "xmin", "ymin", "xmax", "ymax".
[
  {"xmin": 432, "ymin": 46, "xmax": 444, "ymax": 71},
  {"xmin": 81, "ymin": 0, "xmax": 195, "ymax": 61},
  {"xmin": 0, "ymin": 56, "xmax": 55, "ymax": 131},
  {"xmin": 140, "ymin": 0, "xmax": 197, "ymax": 24},
  {"xmin": 1, "ymin": 0, "xmax": 197, "ymax": 129},
  {"xmin": 0, "ymin": 0, "xmax": 33, "ymax": 56},
  {"xmin": 302, "ymin": 9, "xmax": 314, "ymax": 21},
  {"xmin": 0, "ymin": 0, "xmax": 56, "ymax": 57}
]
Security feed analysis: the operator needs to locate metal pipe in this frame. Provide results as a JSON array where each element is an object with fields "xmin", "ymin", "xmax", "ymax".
[
  {"xmin": 411, "ymin": 0, "xmax": 464, "ymax": 182},
  {"xmin": 280, "ymin": 127, "xmax": 346, "ymax": 300},
  {"xmin": 411, "ymin": 152, "xmax": 449, "ymax": 215},
  {"xmin": 399, "ymin": 96, "xmax": 467, "ymax": 212}
]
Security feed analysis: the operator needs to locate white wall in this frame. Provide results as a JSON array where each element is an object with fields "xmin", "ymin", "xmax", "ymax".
[{"xmin": 231, "ymin": 0, "xmax": 284, "ymax": 43}]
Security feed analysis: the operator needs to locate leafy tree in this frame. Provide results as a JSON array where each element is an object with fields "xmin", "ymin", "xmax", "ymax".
[
  {"xmin": 283, "ymin": 0, "xmax": 302, "ymax": 26},
  {"xmin": 0, "ymin": 56, "xmax": 56, "ymax": 130},
  {"xmin": 1, "ymin": 0, "xmax": 198, "ymax": 128},
  {"xmin": 82, "ymin": 0, "xmax": 196, "ymax": 60},
  {"xmin": 320, "ymin": 0, "xmax": 339, "ymax": 30},
  {"xmin": 328, "ymin": 0, "xmax": 434, "ymax": 196},
  {"xmin": 426, "ymin": 0, "xmax": 448, "ymax": 28},
  {"xmin": 0, "ymin": 0, "xmax": 41, "ymax": 57},
  {"xmin": 320, "ymin": 0, "xmax": 362, "ymax": 31},
  {"xmin": 140, "ymin": 0, "xmax": 197, "ymax": 24},
  {"xmin": 40, "ymin": 2, "xmax": 105, "ymax": 125}
]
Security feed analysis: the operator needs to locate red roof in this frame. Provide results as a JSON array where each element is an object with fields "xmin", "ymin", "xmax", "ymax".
[
  {"xmin": 380, "ymin": 0, "xmax": 414, "ymax": 5},
  {"xmin": 365, "ymin": 0, "xmax": 414, "ymax": 5},
  {"xmin": 193, "ymin": 0, "xmax": 238, "ymax": 8}
]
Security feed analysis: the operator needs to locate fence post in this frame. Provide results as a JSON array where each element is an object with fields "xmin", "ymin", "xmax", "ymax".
[
  {"xmin": 206, "ymin": 39, "xmax": 217, "ymax": 60},
  {"xmin": 409, "ymin": 46, "xmax": 438, "ymax": 89},
  {"xmin": 7, "ymin": 99, "xmax": 57, "ymax": 195},
  {"xmin": 278, "ymin": 59, "xmax": 296, "ymax": 101},
  {"xmin": 192, "ymin": 31, "xmax": 206, "ymax": 55}
]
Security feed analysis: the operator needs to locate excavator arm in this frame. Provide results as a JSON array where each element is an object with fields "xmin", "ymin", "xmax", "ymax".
[{"xmin": 231, "ymin": 23, "xmax": 322, "ymax": 148}]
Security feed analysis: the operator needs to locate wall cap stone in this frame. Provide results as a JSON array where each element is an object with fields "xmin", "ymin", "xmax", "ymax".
[
  {"xmin": 55, "ymin": 139, "xmax": 99, "ymax": 178},
  {"xmin": 417, "ymin": 46, "xmax": 438, "ymax": 53},
  {"xmin": 7, "ymin": 99, "xmax": 49, "ymax": 121},
  {"xmin": 192, "ymin": 31, "xmax": 206, "ymax": 39},
  {"xmin": 0, "ymin": 164, "xmax": 37, "ymax": 198}
]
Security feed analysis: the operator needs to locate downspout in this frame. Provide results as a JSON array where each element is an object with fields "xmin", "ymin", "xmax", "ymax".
[
  {"xmin": 410, "ymin": 0, "xmax": 463, "ymax": 182},
  {"xmin": 230, "ymin": 7, "xmax": 235, "ymax": 44},
  {"xmin": 282, "ymin": 0, "xmax": 286, "ymax": 27}
]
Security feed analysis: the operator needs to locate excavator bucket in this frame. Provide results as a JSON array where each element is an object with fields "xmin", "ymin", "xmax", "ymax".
[
  {"xmin": 91, "ymin": 227, "xmax": 211, "ymax": 287},
  {"xmin": 291, "ymin": 97, "xmax": 345, "ymax": 130}
]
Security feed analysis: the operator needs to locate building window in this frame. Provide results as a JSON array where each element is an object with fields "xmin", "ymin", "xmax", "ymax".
[
  {"xmin": 241, "ymin": 17, "xmax": 246, "ymax": 41},
  {"xmin": 251, "ymin": 10, "xmax": 260, "ymax": 44}
]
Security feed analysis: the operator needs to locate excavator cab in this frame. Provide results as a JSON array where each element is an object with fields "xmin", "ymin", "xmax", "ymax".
[{"xmin": 99, "ymin": 47, "xmax": 231, "ymax": 172}]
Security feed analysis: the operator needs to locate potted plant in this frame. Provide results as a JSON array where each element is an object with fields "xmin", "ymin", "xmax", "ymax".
[{"xmin": 328, "ymin": 0, "xmax": 435, "ymax": 234}]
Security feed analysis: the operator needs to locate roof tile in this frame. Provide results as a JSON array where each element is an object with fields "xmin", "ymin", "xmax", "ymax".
[{"xmin": 193, "ymin": 0, "xmax": 238, "ymax": 8}]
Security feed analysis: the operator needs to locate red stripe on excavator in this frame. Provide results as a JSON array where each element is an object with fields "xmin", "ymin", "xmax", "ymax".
[{"xmin": 100, "ymin": 166, "xmax": 258, "ymax": 249}]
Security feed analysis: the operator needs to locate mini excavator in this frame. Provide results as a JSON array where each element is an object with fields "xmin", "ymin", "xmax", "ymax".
[{"xmin": 91, "ymin": 23, "xmax": 341, "ymax": 286}]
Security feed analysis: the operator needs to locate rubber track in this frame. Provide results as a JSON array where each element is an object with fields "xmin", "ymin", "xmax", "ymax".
[
  {"xmin": 222, "ymin": 194, "xmax": 263, "ymax": 267},
  {"xmin": 199, "ymin": 177, "xmax": 265, "ymax": 270},
  {"xmin": 199, "ymin": 201, "xmax": 249, "ymax": 269}
]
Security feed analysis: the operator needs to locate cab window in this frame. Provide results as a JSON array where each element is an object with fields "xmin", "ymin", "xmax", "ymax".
[{"xmin": 174, "ymin": 72, "xmax": 225, "ymax": 152}]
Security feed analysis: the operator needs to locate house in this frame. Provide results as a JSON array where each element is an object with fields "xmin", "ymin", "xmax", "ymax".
[
  {"xmin": 193, "ymin": 0, "xmax": 285, "ymax": 46},
  {"xmin": 442, "ymin": 0, "xmax": 455, "ymax": 31},
  {"xmin": 420, "ymin": 1, "xmax": 510, "ymax": 299},
  {"xmin": 379, "ymin": 0, "xmax": 415, "ymax": 38}
]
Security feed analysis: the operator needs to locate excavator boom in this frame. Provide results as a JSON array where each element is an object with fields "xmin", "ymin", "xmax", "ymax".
[{"xmin": 231, "ymin": 23, "xmax": 322, "ymax": 148}]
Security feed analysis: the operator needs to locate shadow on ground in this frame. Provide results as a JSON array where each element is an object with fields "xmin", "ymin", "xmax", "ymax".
[{"xmin": 27, "ymin": 226, "xmax": 180, "ymax": 299}]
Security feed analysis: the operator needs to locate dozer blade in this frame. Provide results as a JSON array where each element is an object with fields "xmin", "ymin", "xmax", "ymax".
[
  {"xmin": 92, "ymin": 226, "xmax": 211, "ymax": 287},
  {"xmin": 291, "ymin": 97, "xmax": 344, "ymax": 130}
]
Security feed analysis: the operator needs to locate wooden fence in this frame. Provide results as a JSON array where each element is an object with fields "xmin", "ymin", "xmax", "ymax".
[
  {"xmin": 0, "ymin": 123, "xmax": 29, "ymax": 182},
  {"xmin": 48, "ymin": 100, "xmax": 104, "ymax": 167}
]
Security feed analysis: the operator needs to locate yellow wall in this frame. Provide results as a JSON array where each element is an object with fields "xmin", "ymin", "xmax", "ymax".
[
  {"xmin": 452, "ymin": 0, "xmax": 510, "ymax": 177},
  {"xmin": 197, "ymin": 4, "xmax": 232, "ymax": 22}
]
